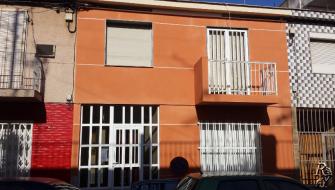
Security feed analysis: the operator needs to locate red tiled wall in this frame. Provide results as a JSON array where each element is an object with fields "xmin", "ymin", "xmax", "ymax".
[{"xmin": 31, "ymin": 103, "xmax": 73, "ymax": 182}]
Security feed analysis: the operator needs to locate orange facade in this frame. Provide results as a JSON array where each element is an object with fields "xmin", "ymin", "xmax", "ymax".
[{"xmin": 72, "ymin": 8, "xmax": 295, "ymax": 179}]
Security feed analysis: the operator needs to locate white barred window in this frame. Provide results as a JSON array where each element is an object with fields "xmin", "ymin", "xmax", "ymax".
[
  {"xmin": 79, "ymin": 105, "xmax": 159, "ymax": 189},
  {"xmin": 199, "ymin": 122, "xmax": 262, "ymax": 175}
]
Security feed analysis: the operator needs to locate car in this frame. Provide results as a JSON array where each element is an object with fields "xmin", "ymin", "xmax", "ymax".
[
  {"xmin": 176, "ymin": 173, "xmax": 314, "ymax": 190},
  {"xmin": 0, "ymin": 177, "xmax": 79, "ymax": 190},
  {"xmin": 131, "ymin": 178, "xmax": 179, "ymax": 190}
]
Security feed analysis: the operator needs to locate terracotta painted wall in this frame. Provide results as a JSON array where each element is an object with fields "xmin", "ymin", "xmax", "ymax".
[
  {"xmin": 73, "ymin": 9, "xmax": 294, "ymax": 178},
  {"xmin": 74, "ymin": 10, "xmax": 289, "ymax": 106},
  {"xmin": 31, "ymin": 103, "xmax": 73, "ymax": 182}
]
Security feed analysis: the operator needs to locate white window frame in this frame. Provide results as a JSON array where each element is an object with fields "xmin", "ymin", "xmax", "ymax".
[{"xmin": 78, "ymin": 105, "xmax": 159, "ymax": 190}]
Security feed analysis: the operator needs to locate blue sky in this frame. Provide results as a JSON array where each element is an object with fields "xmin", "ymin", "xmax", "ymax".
[{"xmin": 191, "ymin": 0, "xmax": 285, "ymax": 7}]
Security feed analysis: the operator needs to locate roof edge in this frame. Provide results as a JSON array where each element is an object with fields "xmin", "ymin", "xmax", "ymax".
[{"xmin": 79, "ymin": 0, "xmax": 292, "ymax": 17}]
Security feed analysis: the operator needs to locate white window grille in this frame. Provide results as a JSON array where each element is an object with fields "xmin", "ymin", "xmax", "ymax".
[
  {"xmin": 0, "ymin": 123, "xmax": 33, "ymax": 177},
  {"xmin": 79, "ymin": 105, "xmax": 159, "ymax": 190},
  {"xmin": 0, "ymin": 10, "xmax": 28, "ymax": 89},
  {"xmin": 199, "ymin": 122, "xmax": 262, "ymax": 175},
  {"xmin": 106, "ymin": 21, "xmax": 152, "ymax": 67}
]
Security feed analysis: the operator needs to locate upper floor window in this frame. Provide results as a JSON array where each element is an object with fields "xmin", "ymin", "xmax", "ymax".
[
  {"xmin": 106, "ymin": 20, "xmax": 152, "ymax": 67},
  {"xmin": 207, "ymin": 28, "xmax": 248, "ymax": 62},
  {"xmin": 310, "ymin": 32, "xmax": 335, "ymax": 74}
]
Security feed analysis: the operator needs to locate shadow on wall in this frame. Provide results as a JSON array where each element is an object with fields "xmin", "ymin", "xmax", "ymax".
[
  {"xmin": 160, "ymin": 141, "xmax": 200, "ymax": 179},
  {"xmin": 0, "ymin": 130, "xmax": 20, "ymax": 177},
  {"xmin": 196, "ymin": 105, "xmax": 270, "ymax": 125},
  {"xmin": 0, "ymin": 102, "xmax": 47, "ymax": 122},
  {"xmin": 31, "ymin": 134, "xmax": 295, "ymax": 186},
  {"xmin": 262, "ymin": 134, "xmax": 298, "ymax": 178}
]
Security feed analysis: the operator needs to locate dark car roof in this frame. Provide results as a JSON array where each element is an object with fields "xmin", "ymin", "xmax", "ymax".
[{"xmin": 0, "ymin": 177, "xmax": 69, "ymax": 185}]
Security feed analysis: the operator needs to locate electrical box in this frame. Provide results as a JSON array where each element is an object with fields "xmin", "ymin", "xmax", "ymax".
[{"xmin": 65, "ymin": 12, "xmax": 73, "ymax": 22}]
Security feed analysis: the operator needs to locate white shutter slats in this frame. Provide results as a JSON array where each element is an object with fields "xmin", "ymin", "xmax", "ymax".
[
  {"xmin": 310, "ymin": 40, "xmax": 335, "ymax": 74},
  {"xmin": 0, "ymin": 10, "xmax": 27, "ymax": 88},
  {"xmin": 106, "ymin": 22, "xmax": 152, "ymax": 67}
]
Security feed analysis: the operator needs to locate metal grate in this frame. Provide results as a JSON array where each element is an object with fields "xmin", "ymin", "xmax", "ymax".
[
  {"xmin": 0, "ymin": 52, "xmax": 43, "ymax": 91},
  {"xmin": 0, "ymin": 123, "xmax": 33, "ymax": 177},
  {"xmin": 199, "ymin": 122, "xmax": 262, "ymax": 175},
  {"xmin": 207, "ymin": 60, "xmax": 277, "ymax": 95},
  {"xmin": 0, "ymin": 10, "xmax": 43, "ymax": 92},
  {"xmin": 297, "ymin": 108, "xmax": 335, "ymax": 185}
]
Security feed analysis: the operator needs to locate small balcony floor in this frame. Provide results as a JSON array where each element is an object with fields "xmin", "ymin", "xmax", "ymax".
[
  {"xmin": 200, "ymin": 93, "xmax": 279, "ymax": 105},
  {"xmin": 0, "ymin": 89, "xmax": 42, "ymax": 102}
]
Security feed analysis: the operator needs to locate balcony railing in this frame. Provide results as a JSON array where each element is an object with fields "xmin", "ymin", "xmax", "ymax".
[
  {"xmin": 0, "ymin": 52, "xmax": 43, "ymax": 93},
  {"xmin": 208, "ymin": 60, "xmax": 277, "ymax": 95}
]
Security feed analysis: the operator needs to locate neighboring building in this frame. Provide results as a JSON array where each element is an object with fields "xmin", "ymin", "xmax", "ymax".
[
  {"xmin": 0, "ymin": 3, "xmax": 76, "ymax": 182},
  {"xmin": 286, "ymin": 9, "xmax": 335, "ymax": 186},
  {"xmin": 281, "ymin": 0, "xmax": 335, "ymax": 11},
  {"xmin": 72, "ymin": 0, "xmax": 295, "ymax": 189}
]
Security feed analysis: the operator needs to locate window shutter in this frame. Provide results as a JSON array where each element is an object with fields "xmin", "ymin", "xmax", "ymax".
[
  {"xmin": 0, "ymin": 10, "xmax": 28, "ymax": 88},
  {"xmin": 310, "ymin": 40, "xmax": 335, "ymax": 74},
  {"xmin": 106, "ymin": 23, "xmax": 152, "ymax": 67}
]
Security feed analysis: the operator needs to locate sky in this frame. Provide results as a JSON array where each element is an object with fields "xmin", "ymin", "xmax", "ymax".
[{"xmin": 190, "ymin": 0, "xmax": 285, "ymax": 7}]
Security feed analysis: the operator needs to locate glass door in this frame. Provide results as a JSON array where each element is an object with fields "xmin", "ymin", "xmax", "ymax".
[{"xmin": 79, "ymin": 105, "xmax": 159, "ymax": 190}]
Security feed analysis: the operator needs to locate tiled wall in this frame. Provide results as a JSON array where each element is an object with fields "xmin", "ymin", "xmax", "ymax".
[{"xmin": 287, "ymin": 10, "xmax": 335, "ymax": 108}]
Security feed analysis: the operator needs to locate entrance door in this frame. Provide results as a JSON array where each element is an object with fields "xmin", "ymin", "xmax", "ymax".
[
  {"xmin": 112, "ymin": 127, "xmax": 141, "ymax": 189},
  {"xmin": 79, "ymin": 105, "xmax": 159, "ymax": 190},
  {"xmin": 0, "ymin": 123, "xmax": 33, "ymax": 177}
]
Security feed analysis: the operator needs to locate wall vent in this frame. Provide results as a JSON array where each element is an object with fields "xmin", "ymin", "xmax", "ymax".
[{"xmin": 36, "ymin": 44, "xmax": 56, "ymax": 58}]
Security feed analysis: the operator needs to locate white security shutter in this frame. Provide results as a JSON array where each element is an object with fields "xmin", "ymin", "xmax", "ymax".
[
  {"xmin": 106, "ymin": 22, "xmax": 152, "ymax": 67},
  {"xmin": 199, "ymin": 122, "xmax": 262, "ymax": 175},
  {"xmin": 310, "ymin": 40, "xmax": 335, "ymax": 74},
  {"xmin": 0, "ymin": 10, "xmax": 28, "ymax": 88}
]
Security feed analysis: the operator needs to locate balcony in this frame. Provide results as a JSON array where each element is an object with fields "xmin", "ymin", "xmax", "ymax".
[
  {"xmin": 0, "ymin": 53, "xmax": 43, "ymax": 101},
  {"xmin": 195, "ymin": 57, "xmax": 278, "ymax": 105}
]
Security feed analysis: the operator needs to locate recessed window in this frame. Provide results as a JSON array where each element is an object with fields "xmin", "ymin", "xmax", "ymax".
[
  {"xmin": 310, "ymin": 33, "xmax": 335, "ymax": 74},
  {"xmin": 106, "ymin": 20, "xmax": 152, "ymax": 67}
]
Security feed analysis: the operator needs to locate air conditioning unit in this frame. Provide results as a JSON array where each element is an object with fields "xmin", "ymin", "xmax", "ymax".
[{"xmin": 36, "ymin": 44, "xmax": 56, "ymax": 58}]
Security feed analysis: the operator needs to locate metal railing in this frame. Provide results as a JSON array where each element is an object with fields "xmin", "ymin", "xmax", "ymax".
[
  {"xmin": 208, "ymin": 60, "xmax": 277, "ymax": 95},
  {"xmin": 0, "ymin": 52, "xmax": 43, "ymax": 92},
  {"xmin": 297, "ymin": 108, "xmax": 335, "ymax": 186}
]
